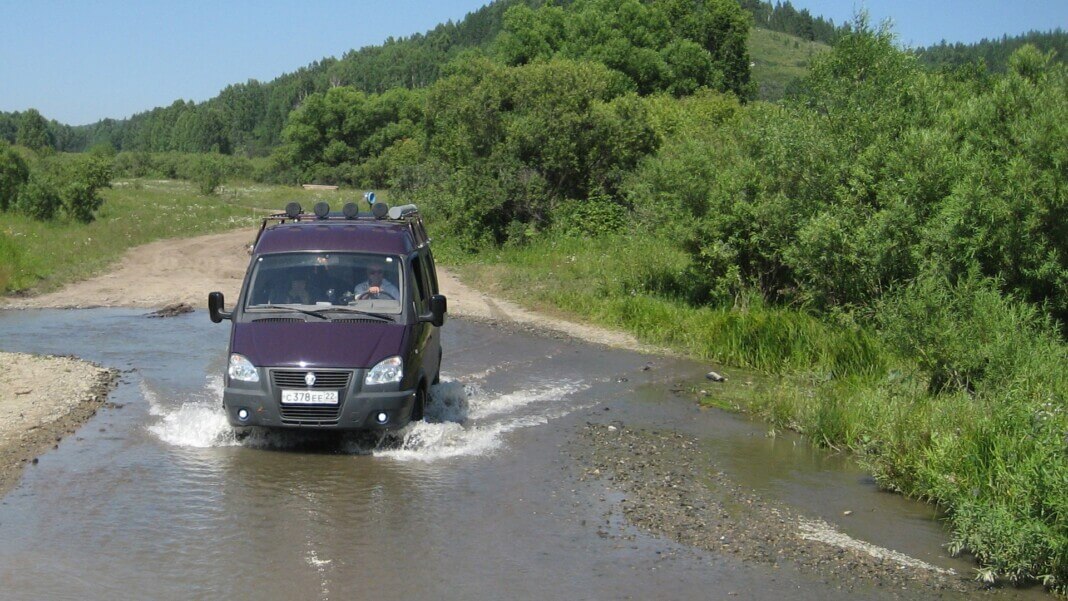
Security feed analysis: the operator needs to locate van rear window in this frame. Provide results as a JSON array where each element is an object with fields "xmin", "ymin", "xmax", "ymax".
[{"xmin": 245, "ymin": 253, "xmax": 403, "ymax": 314}]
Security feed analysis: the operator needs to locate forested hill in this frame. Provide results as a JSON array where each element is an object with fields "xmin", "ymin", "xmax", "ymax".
[
  {"xmin": 915, "ymin": 29, "xmax": 1066, "ymax": 72},
  {"xmin": 79, "ymin": 0, "xmax": 533, "ymax": 156},
  {"xmin": 0, "ymin": 0, "xmax": 534, "ymax": 156},
  {"xmin": 0, "ymin": 0, "xmax": 844, "ymax": 156}
]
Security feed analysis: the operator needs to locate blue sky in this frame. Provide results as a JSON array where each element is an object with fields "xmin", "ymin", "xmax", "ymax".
[
  {"xmin": 786, "ymin": 0, "xmax": 1066, "ymax": 48},
  {"xmin": 1, "ymin": 1, "xmax": 1065, "ymax": 126}
]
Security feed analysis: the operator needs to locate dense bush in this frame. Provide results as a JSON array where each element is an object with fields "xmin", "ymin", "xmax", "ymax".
[
  {"xmin": 879, "ymin": 272, "xmax": 1059, "ymax": 394},
  {"xmin": 191, "ymin": 154, "xmax": 224, "ymax": 195},
  {"xmin": 15, "ymin": 175, "xmax": 61, "ymax": 220},
  {"xmin": 552, "ymin": 195, "xmax": 629, "ymax": 237},
  {"xmin": 496, "ymin": 0, "xmax": 753, "ymax": 98},
  {"xmin": 362, "ymin": 55, "xmax": 658, "ymax": 249},
  {"xmin": 272, "ymin": 86, "xmax": 423, "ymax": 185},
  {"xmin": 627, "ymin": 25, "xmax": 1068, "ymax": 328},
  {"xmin": 110, "ymin": 151, "xmax": 256, "ymax": 182},
  {"xmin": 0, "ymin": 143, "xmax": 29, "ymax": 211},
  {"xmin": 1, "ymin": 152, "xmax": 112, "ymax": 223},
  {"xmin": 58, "ymin": 157, "xmax": 113, "ymax": 222}
]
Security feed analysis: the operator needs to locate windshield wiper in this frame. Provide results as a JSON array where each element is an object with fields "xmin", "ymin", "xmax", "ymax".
[
  {"xmin": 249, "ymin": 305, "xmax": 330, "ymax": 320},
  {"xmin": 320, "ymin": 307, "xmax": 395, "ymax": 322}
]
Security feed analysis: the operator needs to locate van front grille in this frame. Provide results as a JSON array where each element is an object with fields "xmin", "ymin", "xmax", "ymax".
[{"xmin": 271, "ymin": 370, "xmax": 352, "ymax": 389}]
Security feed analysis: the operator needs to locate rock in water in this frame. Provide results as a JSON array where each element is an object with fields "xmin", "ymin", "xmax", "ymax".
[
  {"xmin": 705, "ymin": 370, "xmax": 727, "ymax": 383},
  {"xmin": 146, "ymin": 302, "xmax": 194, "ymax": 318}
]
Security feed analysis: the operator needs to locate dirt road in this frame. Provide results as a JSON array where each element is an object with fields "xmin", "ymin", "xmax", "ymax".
[{"xmin": 0, "ymin": 229, "xmax": 652, "ymax": 352}]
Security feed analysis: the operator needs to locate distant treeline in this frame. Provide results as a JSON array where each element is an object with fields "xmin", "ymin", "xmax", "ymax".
[
  {"xmin": 1, "ymin": 2, "xmax": 1060, "ymax": 161},
  {"xmin": 0, "ymin": 0, "xmax": 841, "ymax": 157},
  {"xmin": 740, "ymin": 0, "xmax": 842, "ymax": 44},
  {"xmin": 0, "ymin": 108, "xmax": 88, "ymax": 153},
  {"xmin": 1, "ymin": 0, "xmax": 537, "ymax": 157},
  {"xmin": 915, "ymin": 28, "xmax": 1066, "ymax": 72}
]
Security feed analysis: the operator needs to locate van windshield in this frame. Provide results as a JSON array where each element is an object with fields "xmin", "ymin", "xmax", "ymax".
[{"xmin": 244, "ymin": 253, "xmax": 403, "ymax": 315}]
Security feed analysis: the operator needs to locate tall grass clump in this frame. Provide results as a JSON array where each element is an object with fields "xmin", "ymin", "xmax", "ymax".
[
  {"xmin": 878, "ymin": 274, "xmax": 1068, "ymax": 587},
  {"xmin": 743, "ymin": 274, "xmax": 1068, "ymax": 588},
  {"xmin": 0, "ymin": 232, "xmax": 21, "ymax": 291}
]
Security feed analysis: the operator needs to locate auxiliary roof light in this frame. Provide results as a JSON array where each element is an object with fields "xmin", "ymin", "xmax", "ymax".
[
  {"xmin": 342, "ymin": 202, "xmax": 359, "ymax": 219},
  {"xmin": 388, "ymin": 204, "xmax": 418, "ymax": 220},
  {"xmin": 285, "ymin": 202, "xmax": 302, "ymax": 218},
  {"xmin": 371, "ymin": 202, "xmax": 389, "ymax": 220},
  {"xmin": 313, "ymin": 202, "xmax": 330, "ymax": 219}
]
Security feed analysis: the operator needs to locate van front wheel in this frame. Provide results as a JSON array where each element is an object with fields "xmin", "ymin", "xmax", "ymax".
[{"xmin": 410, "ymin": 386, "xmax": 427, "ymax": 422}]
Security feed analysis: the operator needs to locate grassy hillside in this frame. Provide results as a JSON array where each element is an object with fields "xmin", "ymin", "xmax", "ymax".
[{"xmin": 749, "ymin": 28, "xmax": 829, "ymax": 100}]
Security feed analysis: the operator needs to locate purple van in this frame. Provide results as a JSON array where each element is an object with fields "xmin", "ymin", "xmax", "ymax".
[{"xmin": 208, "ymin": 201, "xmax": 446, "ymax": 432}]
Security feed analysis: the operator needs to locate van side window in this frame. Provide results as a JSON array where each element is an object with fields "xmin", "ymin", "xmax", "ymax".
[
  {"xmin": 425, "ymin": 251, "xmax": 440, "ymax": 295},
  {"xmin": 411, "ymin": 255, "xmax": 429, "ymax": 311}
]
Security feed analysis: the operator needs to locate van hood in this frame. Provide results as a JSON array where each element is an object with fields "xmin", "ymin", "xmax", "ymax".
[{"xmin": 232, "ymin": 321, "xmax": 408, "ymax": 369}]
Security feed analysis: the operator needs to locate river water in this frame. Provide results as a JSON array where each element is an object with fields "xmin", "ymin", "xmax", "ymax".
[{"xmin": 0, "ymin": 309, "xmax": 1043, "ymax": 600}]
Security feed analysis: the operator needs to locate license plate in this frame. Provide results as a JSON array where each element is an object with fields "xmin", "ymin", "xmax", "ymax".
[{"xmin": 281, "ymin": 390, "xmax": 339, "ymax": 405}]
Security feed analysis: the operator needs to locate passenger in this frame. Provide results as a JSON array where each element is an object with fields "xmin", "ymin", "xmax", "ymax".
[
  {"xmin": 286, "ymin": 279, "xmax": 312, "ymax": 304},
  {"xmin": 354, "ymin": 261, "xmax": 400, "ymax": 300}
]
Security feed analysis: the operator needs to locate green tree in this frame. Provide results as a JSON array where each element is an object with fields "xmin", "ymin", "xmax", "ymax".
[
  {"xmin": 0, "ymin": 144, "xmax": 30, "ymax": 211},
  {"xmin": 16, "ymin": 109, "xmax": 54, "ymax": 151},
  {"xmin": 495, "ymin": 0, "xmax": 752, "ymax": 98},
  {"xmin": 15, "ymin": 175, "xmax": 61, "ymax": 220},
  {"xmin": 192, "ymin": 154, "xmax": 225, "ymax": 195},
  {"xmin": 59, "ymin": 156, "xmax": 112, "ymax": 222}
]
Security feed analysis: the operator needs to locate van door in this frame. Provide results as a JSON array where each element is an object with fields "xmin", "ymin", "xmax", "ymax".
[{"xmin": 409, "ymin": 252, "xmax": 440, "ymax": 385}]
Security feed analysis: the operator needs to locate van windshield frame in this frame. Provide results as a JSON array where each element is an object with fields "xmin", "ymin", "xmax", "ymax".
[{"xmin": 243, "ymin": 252, "xmax": 405, "ymax": 316}]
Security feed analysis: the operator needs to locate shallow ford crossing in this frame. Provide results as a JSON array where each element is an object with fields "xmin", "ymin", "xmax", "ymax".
[{"xmin": 0, "ymin": 309, "xmax": 1043, "ymax": 600}]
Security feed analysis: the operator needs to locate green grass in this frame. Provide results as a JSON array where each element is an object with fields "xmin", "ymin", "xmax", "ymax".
[
  {"xmin": 749, "ymin": 28, "xmax": 830, "ymax": 100},
  {"xmin": 437, "ymin": 233, "xmax": 883, "ymax": 376},
  {"xmin": 0, "ymin": 178, "xmax": 370, "ymax": 295}
]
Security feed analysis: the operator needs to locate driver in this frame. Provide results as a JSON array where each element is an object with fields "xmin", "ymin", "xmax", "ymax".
[{"xmin": 353, "ymin": 260, "xmax": 400, "ymax": 300}]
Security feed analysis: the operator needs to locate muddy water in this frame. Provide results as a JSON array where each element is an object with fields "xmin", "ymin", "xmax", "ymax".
[{"xmin": 0, "ymin": 310, "xmax": 1040, "ymax": 599}]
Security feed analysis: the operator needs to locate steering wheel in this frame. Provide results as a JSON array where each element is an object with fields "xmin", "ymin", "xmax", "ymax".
[{"xmin": 356, "ymin": 290, "xmax": 396, "ymax": 301}]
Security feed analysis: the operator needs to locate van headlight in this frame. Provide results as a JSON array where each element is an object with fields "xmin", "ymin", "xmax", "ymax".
[
  {"xmin": 228, "ymin": 353, "xmax": 259, "ymax": 382},
  {"xmin": 365, "ymin": 356, "xmax": 403, "ymax": 385}
]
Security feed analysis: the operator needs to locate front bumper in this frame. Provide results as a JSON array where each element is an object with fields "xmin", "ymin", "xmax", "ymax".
[{"xmin": 223, "ymin": 367, "xmax": 416, "ymax": 430}]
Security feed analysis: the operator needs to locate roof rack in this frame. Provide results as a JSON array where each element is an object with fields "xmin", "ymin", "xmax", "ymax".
[{"xmin": 252, "ymin": 200, "xmax": 430, "ymax": 248}]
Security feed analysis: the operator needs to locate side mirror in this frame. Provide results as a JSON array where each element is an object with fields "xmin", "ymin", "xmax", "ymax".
[
  {"xmin": 208, "ymin": 291, "xmax": 232, "ymax": 323},
  {"xmin": 428, "ymin": 294, "xmax": 447, "ymax": 327}
]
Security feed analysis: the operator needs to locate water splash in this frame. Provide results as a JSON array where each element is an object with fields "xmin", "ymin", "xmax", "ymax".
[
  {"xmin": 146, "ymin": 369, "xmax": 587, "ymax": 461},
  {"xmin": 144, "ymin": 377, "xmax": 239, "ymax": 448},
  {"xmin": 372, "ymin": 379, "xmax": 587, "ymax": 461}
]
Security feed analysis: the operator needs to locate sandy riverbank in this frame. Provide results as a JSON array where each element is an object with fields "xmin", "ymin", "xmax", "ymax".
[{"xmin": 0, "ymin": 352, "xmax": 118, "ymax": 496}]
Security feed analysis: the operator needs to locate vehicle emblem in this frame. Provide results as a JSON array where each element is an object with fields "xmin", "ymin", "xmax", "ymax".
[{"xmin": 305, "ymin": 372, "xmax": 316, "ymax": 387}]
